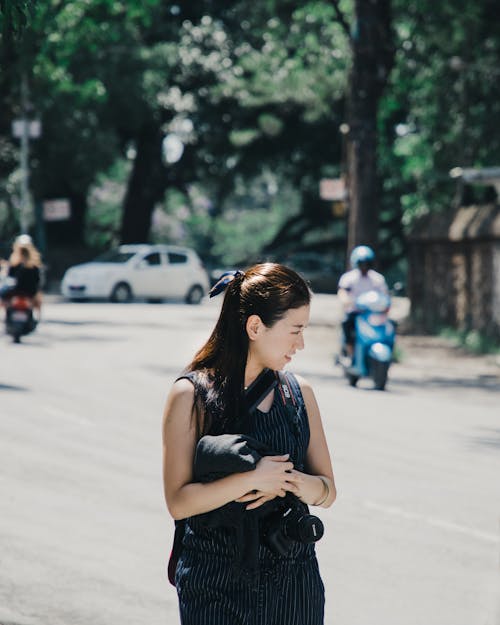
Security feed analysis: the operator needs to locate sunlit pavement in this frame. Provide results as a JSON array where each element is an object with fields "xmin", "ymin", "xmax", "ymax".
[{"xmin": 0, "ymin": 296, "xmax": 499, "ymax": 625}]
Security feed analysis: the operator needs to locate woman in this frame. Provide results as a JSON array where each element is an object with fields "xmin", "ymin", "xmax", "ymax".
[
  {"xmin": 162, "ymin": 263, "xmax": 336, "ymax": 625},
  {"xmin": 0, "ymin": 235, "xmax": 43, "ymax": 313}
]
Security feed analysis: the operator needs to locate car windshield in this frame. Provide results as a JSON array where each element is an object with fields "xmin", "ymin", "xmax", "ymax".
[{"xmin": 94, "ymin": 250, "xmax": 135, "ymax": 263}]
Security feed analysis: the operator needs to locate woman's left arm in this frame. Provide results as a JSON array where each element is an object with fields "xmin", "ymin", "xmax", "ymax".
[{"xmin": 286, "ymin": 375, "xmax": 337, "ymax": 508}]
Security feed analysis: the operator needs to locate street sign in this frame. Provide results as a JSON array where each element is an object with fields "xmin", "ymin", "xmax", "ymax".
[
  {"xmin": 12, "ymin": 119, "xmax": 42, "ymax": 139},
  {"xmin": 320, "ymin": 178, "xmax": 346, "ymax": 201},
  {"xmin": 43, "ymin": 199, "xmax": 71, "ymax": 221}
]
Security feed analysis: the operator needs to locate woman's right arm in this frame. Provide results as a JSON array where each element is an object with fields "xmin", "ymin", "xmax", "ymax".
[{"xmin": 162, "ymin": 379, "xmax": 293, "ymax": 520}]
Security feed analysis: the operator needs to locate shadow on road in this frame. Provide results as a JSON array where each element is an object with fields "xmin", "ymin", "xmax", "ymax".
[
  {"xmin": 469, "ymin": 427, "xmax": 500, "ymax": 450},
  {"xmin": 44, "ymin": 317, "xmax": 201, "ymax": 331},
  {"xmin": 389, "ymin": 372, "xmax": 500, "ymax": 394},
  {"xmin": 294, "ymin": 366, "xmax": 500, "ymax": 395},
  {"xmin": 0, "ymin": 382, "xmax": 29, "ymax": 392}
]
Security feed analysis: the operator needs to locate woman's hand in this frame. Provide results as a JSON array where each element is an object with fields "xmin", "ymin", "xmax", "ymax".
[
  {"xmin": 281, "ymin": 469, "xmax": 327, "ymax": 506},
  {"xmin": 235, "ymin": 454, "xmax": 294, "ymax": 510}
]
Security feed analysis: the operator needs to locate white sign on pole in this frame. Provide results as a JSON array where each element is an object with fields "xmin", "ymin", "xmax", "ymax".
[
  {"xmin": 43, "ymin": 199, "xmax": 71, "ymax": 221},
  {"xmin": 12, "ymin": 119, "xmax": 42, "ymax": 138},
  {"xmin": 29, "ymin": 120, "xmax": 42, "ymax": 138},
  {"xmin": 319, "ymin": 178, "xmax": 347, "ymax": 201}
]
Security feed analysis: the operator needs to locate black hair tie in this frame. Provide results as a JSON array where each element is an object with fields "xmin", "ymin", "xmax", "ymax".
[{"xmin": 209, "ymin": 270, "xmax": 245, "ymax": 298}]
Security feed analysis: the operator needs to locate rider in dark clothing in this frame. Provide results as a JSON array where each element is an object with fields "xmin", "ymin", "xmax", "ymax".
[
  {"xmin": 0, "ymin": 236, "xmax": 43, "ymax": 314},
  {"xmin": 7, "ymin": 263, "xmax": 40, "ymax": 297}
]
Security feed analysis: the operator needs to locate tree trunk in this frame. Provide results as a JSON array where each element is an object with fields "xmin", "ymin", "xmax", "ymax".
[
  {"xmin": 120, "ymin": 121, "xmax": 168, "ymax": 244},
  {"xmin": 345, "ymin": 0, "xmax": 394, "ymax": 257}
]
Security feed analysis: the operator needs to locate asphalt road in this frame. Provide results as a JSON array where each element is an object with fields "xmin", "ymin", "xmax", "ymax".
[{"xmin": 0, "ymin": 295, "xmax": 499, "ymax": 625}]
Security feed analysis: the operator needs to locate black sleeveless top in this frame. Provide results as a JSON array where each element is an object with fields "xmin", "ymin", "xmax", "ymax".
[{"xmin": 178, "ymin": 369, "xmax": 313, "ymax": 563}]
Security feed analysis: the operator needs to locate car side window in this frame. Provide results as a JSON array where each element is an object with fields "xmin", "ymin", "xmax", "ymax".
[
  {"xmin": 143, "ymin": 252, "xmax": 162, "ymax": 266},
  {"xmin": 168, "ymin": 252, "xmax": 188, "ymax": 264}
]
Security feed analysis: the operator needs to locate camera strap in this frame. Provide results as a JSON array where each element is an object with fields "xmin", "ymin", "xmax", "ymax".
[
  {"xmin": 275, "ymin": 370, "xmax": 301, "ymax": 439},
  {"xmin": 245, "ymin": 367, "xmax": 277, "ymax": 413},
  {"xmin": 275, "ymin": 370, "xmax": 297, "ymax": 410},
  {"xmin": 245, "ymin": 369, "xmax": 300, "ymax": 438},
  {"xmin": 245, "ymin": 367, "xmax": 299, "ymax": 413}
]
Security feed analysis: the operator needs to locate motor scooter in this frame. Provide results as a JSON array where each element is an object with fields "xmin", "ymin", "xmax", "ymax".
[
  {"xmin": 336, "ymin": 290, "xmax": 395, "ymax": 390},
  {"xmin": 5, "ymin": 294, "xmax": 38, "ymax": 343}
]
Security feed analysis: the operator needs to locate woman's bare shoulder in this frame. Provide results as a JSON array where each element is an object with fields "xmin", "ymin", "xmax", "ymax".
[{"xmin": 169, "ymin": 377, "xmax": 196, "ymax": 403}]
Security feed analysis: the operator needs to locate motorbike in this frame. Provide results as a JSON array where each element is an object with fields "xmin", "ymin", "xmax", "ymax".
[
  {"xmin": 336, "ymin": 290, "xmax": 395, "ymax": 390},
  {"xmin": 5, "ymin": 294, "xmax": 38, "ymax": 343}
]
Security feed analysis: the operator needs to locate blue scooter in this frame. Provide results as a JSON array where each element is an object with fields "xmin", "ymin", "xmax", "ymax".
[{"xmin": 337, "ymin": 290, "xmax": 395, "ymax": 390}]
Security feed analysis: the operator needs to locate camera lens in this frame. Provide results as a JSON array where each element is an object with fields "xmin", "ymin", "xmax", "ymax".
[{"xmin": 285, "ymin": 513, "xmax": 324, "ymax": 544}]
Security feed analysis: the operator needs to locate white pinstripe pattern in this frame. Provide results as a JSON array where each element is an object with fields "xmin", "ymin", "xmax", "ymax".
[{"xmin": 175, "ymin": 372, "xmax": 325, "ymax": 624}]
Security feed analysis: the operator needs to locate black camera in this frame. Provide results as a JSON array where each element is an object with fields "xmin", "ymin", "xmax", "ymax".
[{"xmin": 262, "ymin": 499, "xmax": 324, "ymax": 556}]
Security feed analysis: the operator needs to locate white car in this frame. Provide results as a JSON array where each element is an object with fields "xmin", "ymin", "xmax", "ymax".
[{"xmin": 61, "ymin": 244, "xmax": 210, "ymax": 304}]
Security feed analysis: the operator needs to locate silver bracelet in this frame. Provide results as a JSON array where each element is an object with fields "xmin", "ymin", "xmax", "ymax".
[{"xmin": 314, "ymin": 476, "xmax": 330, "ymax": 506}]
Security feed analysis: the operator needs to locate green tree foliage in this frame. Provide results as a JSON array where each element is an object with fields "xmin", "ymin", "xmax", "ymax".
[
  {"xmin": 0, "ymin": 0, "xmax": 40, "ymax": 243},
  {"xmin": 115, "ymin": 1, "xmax": 349, "ymax": 258},
  {"xmin": 1, "ymin": 0, "xmax": 165, "ymax": 245},
  {"xmin": 0, "ymin": 0, "xmax": 36, "ymax": 36},
  {"xmin": 144, "ymin": 3, "xmax": 349, "ymax": 258},
  {"xmin": 376, "ymin": 0, "xmax": 500, "ymax": 271},
  {"xmin": 1, "ymin": 0, "xmax": 500, "ymax": 274}
]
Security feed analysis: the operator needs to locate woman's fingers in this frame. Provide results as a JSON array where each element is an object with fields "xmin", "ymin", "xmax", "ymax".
[
  {"xmin": 235, "ymin": 491, "xmax": 260, "ymax": 503},
  {"xmin": 253, "ymin": 455, "xmax": 297, "ymax": 494},
  {"xmin": 284, "ymin": 469, "xmax": 304, "ymax": 483},
  {"xmin": 237, "ymin": 489, "xmax": 278, "ymax": 503},
  {"xmin": 239, "ymin": 465, "xmax": 307, "ymax": 508},
  {"xmin": 240, "ymin": 485, "xmax": 290, "ymax": 507},
  {"xmin": 246, "ymin": 494, "xmax": 274, "ymax": 510},
  {"xmin": 267, "ymin": 455, "xmax": 294, "ymax": 470}
]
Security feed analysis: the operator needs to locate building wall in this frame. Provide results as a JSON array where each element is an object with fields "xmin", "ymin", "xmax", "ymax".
[
  {"xmin": 409, "ymin": 240, "xmax": 498, "ymax": 337},
  {"xmin": 451, "ymin": 246, "xmax": 468, "ymax": 328},
  {"xmin": 493, "ymin": 242, "xmax": 500, "ymax": 329},
  {"xmin": 470, "ymin": 242, "xmax": 494, "ymax": 334}
]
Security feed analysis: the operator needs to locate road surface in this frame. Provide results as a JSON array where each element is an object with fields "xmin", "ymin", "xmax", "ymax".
[{"xmin": 0, "ymin": 295, "xmax": 499, "ymax": 625}]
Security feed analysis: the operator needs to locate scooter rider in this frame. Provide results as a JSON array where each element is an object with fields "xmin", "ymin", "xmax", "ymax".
[
  {"xmin": 0, "ymin": 235, "xmax": 43, "ymax": 316},
  {"xmin": 337, "ymin": 245, "xmax": 388, "ymax": 361}
]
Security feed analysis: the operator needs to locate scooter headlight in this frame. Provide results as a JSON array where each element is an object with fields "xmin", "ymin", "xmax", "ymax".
[{"xmin": 368, "ymin": 342, "xmax": 392, "ymax": 362}]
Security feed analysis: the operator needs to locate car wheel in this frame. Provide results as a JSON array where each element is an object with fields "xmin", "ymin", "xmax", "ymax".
[
  {"xmin": 185, "ymin": 285, "xmax": 204, "ymax": 305},
  {"xmin": 110, "ymin": 282, "xmax": 133, "ymax": 303}
]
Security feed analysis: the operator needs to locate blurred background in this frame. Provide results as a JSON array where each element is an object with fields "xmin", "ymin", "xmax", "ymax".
[
  {"xmin": 1, "ymin": 4, "xmax": 500, "ymax": 625},
  {"xmin": 1, "ymin": 0, "xmax": 499, "ymax": 344}
]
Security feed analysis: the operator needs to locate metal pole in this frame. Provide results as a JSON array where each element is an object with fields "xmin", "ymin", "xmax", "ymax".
[{"xmin": 19, "ymin": 73, "xmax": 31, "ymax": 233}]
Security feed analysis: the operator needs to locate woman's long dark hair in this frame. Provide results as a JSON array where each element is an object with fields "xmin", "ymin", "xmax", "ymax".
[{"xmin": 187, "ymin": 263, "xmax": 311, "ymax": 435}]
